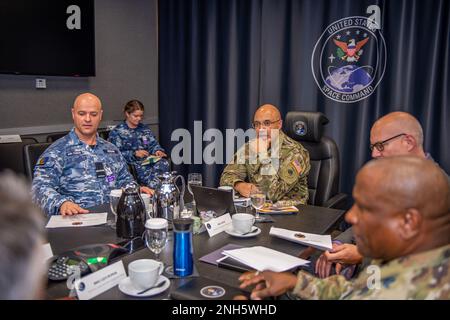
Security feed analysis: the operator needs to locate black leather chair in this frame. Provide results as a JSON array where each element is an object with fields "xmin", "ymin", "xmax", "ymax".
[
  {"xmin": 284, "ymin": 111, "xmax": 347, "ymax": 209},
  {"xmin": 23, "ymin": 143, "xmax": 52, "ymax": 180},
  {"xmin": 0, "ymin": 137, "xmax": 38, "ymax": 176},
  {"xmin": 98, "ymin": 128, "xmax": 110, "ymax": 140},
  {"xmin": 46, "ymin": 132, "xmax": 68, "ymax": 142}
]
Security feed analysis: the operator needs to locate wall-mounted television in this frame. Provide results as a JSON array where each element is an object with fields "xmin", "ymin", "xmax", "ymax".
[{"xmin": 0, "ymin": 0, "xmax": 95, "ymax": 77}]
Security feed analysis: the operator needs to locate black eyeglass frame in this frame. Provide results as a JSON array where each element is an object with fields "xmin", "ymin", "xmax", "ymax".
[
  {"xmin": 370, "ymin": 133, "xmax": 406, "ymax": 152},
  {"xmin": 252, "ymin": 119, "xmax": 281, "ymax": 129}
]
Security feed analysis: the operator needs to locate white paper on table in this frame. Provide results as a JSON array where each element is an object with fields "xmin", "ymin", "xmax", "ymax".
[
  {"xmin": 46, "ymin": 212, "xmax": 108, "ymax": 228},
  {"xmin": 0, "ymin": 134, "xmax": 22, "ymax": 143},
  {"xmin": 269, "ymin": 227, "xmax": 333, "ymax": 251},
  {"xmin": 222, "ymin": 246, "xmax": 309, "ymax": 272}
]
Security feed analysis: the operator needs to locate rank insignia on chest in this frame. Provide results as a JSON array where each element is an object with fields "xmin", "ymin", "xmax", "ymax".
[
  {"xmin": 37, "ymin": 157, "xmax": 49, "ymax": 166},
  {"xmin": 95, "ymin": 162, "xmax": 106, "ymax": 178}
]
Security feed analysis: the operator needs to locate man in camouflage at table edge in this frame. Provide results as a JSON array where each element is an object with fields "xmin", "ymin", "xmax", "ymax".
[
  {"xmin": 238, "ymin": 156, "xmax": 450, "ymax": 300},
  {"xmin": 220, "ymin": 104, "xmax": 310, "ymax": 207}
]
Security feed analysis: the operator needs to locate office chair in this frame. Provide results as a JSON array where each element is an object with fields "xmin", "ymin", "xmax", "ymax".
[
  {"xmin": 0, "ymin": 137, "xmax": 38, "ymax": 176},
  {"xmin": 23, "ymin": 143, "xmax": 52, "ymax": 180},
  {"xmin": 284, "ymin": 111, "xmax": 348, "ymax": 209}
]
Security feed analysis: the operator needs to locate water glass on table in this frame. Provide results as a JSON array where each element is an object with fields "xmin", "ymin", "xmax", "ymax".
[
  {"xmin": 140, "ymin": 193, "xmax": 153, "ymax": 219},
  {"xmin": 250, "ymin": 187, "xmax": 266, "ymax": 222},
  {"xmin": 187, "ymin": 173, "xmax": 202, "ymax": 204},
  {"xmin": 143, "ymin": 218, "xmax": 169, "ymax": 261},
  {"xmin": 109, "ymin": 189, "xmax": 122, "ymax": 229}
]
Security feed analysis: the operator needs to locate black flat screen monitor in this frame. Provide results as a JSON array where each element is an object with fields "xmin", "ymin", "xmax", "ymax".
[{"xmin": 0, "ymin": 0, "xmax": 95, "ymax": 76}]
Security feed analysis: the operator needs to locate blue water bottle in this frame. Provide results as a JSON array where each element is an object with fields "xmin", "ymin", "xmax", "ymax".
[{"xmin": 173, "ymin": 218, "xmax": 194, "ymax": 277}]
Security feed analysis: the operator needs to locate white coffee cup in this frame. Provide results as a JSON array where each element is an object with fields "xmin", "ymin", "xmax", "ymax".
[
  {"xmin": 218, "ymin": 185, "xmax": 235, "ymax": 199},
  {"xmin": 128, "ymin": 259, "xmax": 164, "ymax": 290},
  {"xmin": 232, "ymin": 213, "xmax": 255, "ymax": 234}
]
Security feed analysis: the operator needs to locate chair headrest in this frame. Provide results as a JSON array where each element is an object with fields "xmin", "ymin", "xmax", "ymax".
[{"xmin": 284, "ymin": 111, "xmax": 329, "ymax": 142}]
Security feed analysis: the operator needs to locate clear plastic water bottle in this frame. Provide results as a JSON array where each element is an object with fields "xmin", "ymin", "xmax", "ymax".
[{"xmin": 173, "ymin": 218, "xmax": 193, "ymax": 277}]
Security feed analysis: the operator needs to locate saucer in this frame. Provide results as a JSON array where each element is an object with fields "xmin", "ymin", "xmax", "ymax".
[
  {"xmin": 225, "ymin": 226, "xmax": 261, "ymax": 238},
  {"xmin": 118, "ymin": 275, "xmax": 170, "ymax": 297}
]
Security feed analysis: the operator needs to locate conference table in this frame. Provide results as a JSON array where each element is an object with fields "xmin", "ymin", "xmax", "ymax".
[{"xmin": 45, "ymin": 204, "xmax": 346, "ymax": 300}]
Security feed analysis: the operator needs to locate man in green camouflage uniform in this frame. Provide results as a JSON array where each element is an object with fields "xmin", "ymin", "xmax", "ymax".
[
  {"xmin": 238, "ymin": 157, "xmax": 450, "ymax": 299},
  {"xmin": 220, "ymin": 104, "xmax": 310, "ymax": 206}
]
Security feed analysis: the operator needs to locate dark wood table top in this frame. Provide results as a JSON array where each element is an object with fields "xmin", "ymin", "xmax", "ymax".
[{"xmin": 46, "ymin": 203, "xmax": 345, "ymax": 300}]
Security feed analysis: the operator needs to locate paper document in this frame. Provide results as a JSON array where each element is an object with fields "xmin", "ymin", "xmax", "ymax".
[
  {"xmin": 46, "ymin": 212, "xmax": 108, "ymax": 228},
  {"xmin": 259, "ymin": 205, "xmax": 299, "ymax": 214},
  {"xmin": 269, "ymin": 227, "xmax": 333, "ymax": 251},
  {"xmin": 222, "ymin": 246, "xmax": 309, "ymax": 272},
  {"xmin": 141, "ymin": 155, "xmax": 161, "ymax": 166}
]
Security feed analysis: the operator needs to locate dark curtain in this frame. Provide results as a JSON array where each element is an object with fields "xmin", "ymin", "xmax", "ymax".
[{"xmin": 158, "ymin": 0, "xmax": 450, "ymax": 195}]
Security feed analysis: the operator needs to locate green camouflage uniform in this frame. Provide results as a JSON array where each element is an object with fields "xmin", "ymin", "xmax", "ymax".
[
  {"xmin": 220, "ymin": 131, "xmax": 310, "ymax": 206},
  {"xmin": 292, "ymin": 244, "xmax": 450, "ymax": 299}
]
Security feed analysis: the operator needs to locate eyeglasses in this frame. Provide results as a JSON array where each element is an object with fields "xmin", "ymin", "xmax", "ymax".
[
  {"xmin": 370, "ymin": 133, "xmax": 406, "ymax": 152},
  {"xmin": 252, "ymin": 119, "xmax": 280, "ymax": 129}
]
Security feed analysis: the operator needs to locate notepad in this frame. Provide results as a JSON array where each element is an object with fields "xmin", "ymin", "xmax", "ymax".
[
  {"xmin": 141, "ymin": 155, "xmax": 161, "ymax": 166},
  {"xmin": 269, "ymin": 227, "xmax": 333, "ymax": 251}
]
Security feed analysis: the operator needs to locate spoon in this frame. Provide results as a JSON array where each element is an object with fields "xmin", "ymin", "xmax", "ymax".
[
  {"xmin": 239, "ymin": 227, "xmax": 258, "ymax": 236},
  {"xmin": 137, "ymin": 280, "xmax": 167, "ymax": 295}
]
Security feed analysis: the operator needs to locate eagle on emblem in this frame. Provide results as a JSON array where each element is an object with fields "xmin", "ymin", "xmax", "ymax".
[{"xmin": 333, "ymin": 38, "xmax": 369, "ymax": 62}]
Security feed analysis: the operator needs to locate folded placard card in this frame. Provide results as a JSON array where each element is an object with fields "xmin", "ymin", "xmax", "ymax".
[
  {"xmin": 269, "ymin": 227, "xmax": 333, "ymax": 251},
  {"xmin": 75, "ymin": 261, "xmax": 126, "ymax": 300},
  {"xmin": 204, "ymin": 213, "xmax": 232, "ymax": 237}
]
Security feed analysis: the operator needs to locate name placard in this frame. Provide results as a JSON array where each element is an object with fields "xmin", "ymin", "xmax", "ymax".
[
  {"xmin": 75, "ymin": 261, "xmax": 126, "ymax": 300},
  {"xmin": 204, "ymin": 213, "xmax": 232, "ymax": 237}
]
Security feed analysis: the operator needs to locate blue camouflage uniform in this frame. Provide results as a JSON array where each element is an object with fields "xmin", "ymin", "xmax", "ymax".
[
  {"xmin": 108, "ymin": 121, "xmax": 170, "ymax": 188},
  {"xmin": 32, "ymin": 129, "xmax": 135, "ymax": 216}
]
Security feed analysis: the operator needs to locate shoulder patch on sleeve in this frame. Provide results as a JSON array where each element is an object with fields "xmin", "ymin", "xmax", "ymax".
[
  {"xmin": 37, "ymin": 157, "xmax": 48, "ymax": 166},
  {"xmin": 280, "ymin": 162, "xmax": 299, "ymax": 185},
  {"xmin": 291, "ymin": 159, "xmax": 302, "ymax": 175}
]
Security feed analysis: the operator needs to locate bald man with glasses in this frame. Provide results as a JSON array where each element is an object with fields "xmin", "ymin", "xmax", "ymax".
[
  {"xmin": 220, "ymin": 104, "xmax": 311, "ymax": 207},
  {"xmin": 314, "ymin": 111, "xmax": 449, "ymax": 280}
]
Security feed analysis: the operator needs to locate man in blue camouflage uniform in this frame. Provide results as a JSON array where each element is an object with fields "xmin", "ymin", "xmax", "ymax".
[
  {"xmin": 238, "ymin": 157, "xmax": 450, "ymax": 300},
  {"xmin": 108, "ymin": 100, "xmax": 170, "ymax": 189},
  {"xmin": 32, "ymin": 93, "xmax": 152, "ymax": 216}
]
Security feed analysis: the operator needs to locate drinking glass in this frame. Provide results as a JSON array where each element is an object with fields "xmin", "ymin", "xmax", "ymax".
[
  {"xmin": 187, "ymin": 173, "xmax": 202, "ymax": 204},
  {"xmin": 143, "ymin": 219, "xmax": 168, "ymax": 261},
  {"xmin": 250, "ymin": 187, "xmax": 266, "ymax": 222},
  {"xmin": 109, "ymin": 189, "xmax": 122, "ymax": 229}
]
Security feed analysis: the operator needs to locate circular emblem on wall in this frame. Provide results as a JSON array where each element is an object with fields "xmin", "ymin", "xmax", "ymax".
[{"xmin": 311, "ymin": 16, "xmax": 387, "ymax": 103}]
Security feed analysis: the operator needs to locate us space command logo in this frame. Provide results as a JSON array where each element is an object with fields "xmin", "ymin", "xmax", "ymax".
[{"xmin": 311, "ymin": 16, "xmax": 387, "ymax": 103}]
